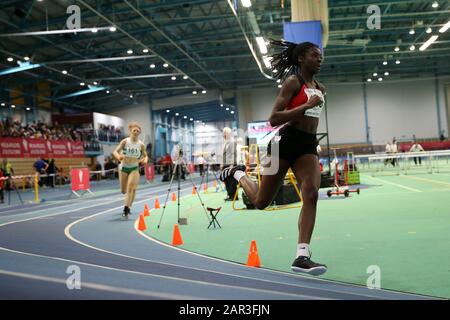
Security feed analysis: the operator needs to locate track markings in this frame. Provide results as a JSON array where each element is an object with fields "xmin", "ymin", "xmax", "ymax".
[
  {"xmin": 402, "ymin": 175, "xmax": 450, "ymax": 188},
  {"xmin": 363, "ymin": 175, "xmax": 421, "ymax": 192},
  {"xmin": 0, "ymin": 268, "xmax": 195, "ymax": 299}
]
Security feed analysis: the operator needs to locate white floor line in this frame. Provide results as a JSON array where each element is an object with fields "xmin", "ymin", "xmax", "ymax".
[
  {"xmin": 401, "ymin": 175, "xmax": 450, "ymax": 187},
  {"xmin": 0, "ymin": 246, "xmax": 321, "ymax": 300},
  {"xmin": 1, "ymin": 181, "xmax": 429, "ymax": 300},
  {"xmin": 1, "ymin": 186, "xmax": 321, "ymax": 299},
  {"xmin": 0, "ymin": 181, "xmax": 183, "ymax": 227},
  {"xmin": 0, "ymin": 181, "xmax": 191, "ymax": 221},
  {"xmin": 0, "ymin": 268, "xmax": 196, "ymax": 300},
  {"xmin": 363, "ymin": 175, "xmax": 422, "ymax": 192},
  {"xmin": 0, "ymin": 179, "xmax": 192, "ymax": 216}
]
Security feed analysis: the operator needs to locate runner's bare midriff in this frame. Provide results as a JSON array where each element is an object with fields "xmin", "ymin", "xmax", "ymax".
[
  {"xmin": 122, "ymin": 156, "xmax": 140, "ymax": 166},
  {"xmin": 288, "ymin": 116, "xmax": 319, "ymax": 134}
]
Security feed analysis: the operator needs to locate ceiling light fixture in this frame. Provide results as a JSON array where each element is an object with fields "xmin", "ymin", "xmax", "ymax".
[
  {"xmin": 419, "ymin": 35, "xmax": 438, "ymax": 51},
  {"xmin": 439, "ymin": 20, "xmax": 450, "ymax": 33}
]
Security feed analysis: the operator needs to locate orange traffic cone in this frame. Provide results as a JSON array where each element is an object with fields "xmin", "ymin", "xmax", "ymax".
[
  {"xmin": 143, "ymin": 204, "xmax": 150, "ymax": 217},
  {"xmin": 203, "ymin": 183, "xmax": 208, "ymax": 192},
  {"xmin": 138, "ymin": 214, "xmax": 147, "ymax": 231},
  {"xmin": 171, "ymin": 192, "xmax": 177, "ymax": 201},
  {"xmin": 154, "ymin": 196, "xmax": 160, "ymax": 209},
  {"xmin": 172, "ymin": 224, "xmax": 183, "ymax": 246},
  {"xmin": 192, "ymin": 186, "xmax": 197, "ymax": 195},
  {"xmin": 213, "ymin": 181, "xmax": 217, "ymax": 188},
  {"xmin": 246, "ymin": 240, "xmax": 261, "ymax": 267}
]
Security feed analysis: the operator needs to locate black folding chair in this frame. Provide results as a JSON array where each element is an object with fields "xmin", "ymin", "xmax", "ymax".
[{"xmin": 207, "ymin": 207, "xmax": 222, "ymax": 229}]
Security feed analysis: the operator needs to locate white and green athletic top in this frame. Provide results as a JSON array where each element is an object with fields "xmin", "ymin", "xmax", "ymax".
[{"xmin": 122, "ymin": 137, "xmax": 144, "ymax": 167}]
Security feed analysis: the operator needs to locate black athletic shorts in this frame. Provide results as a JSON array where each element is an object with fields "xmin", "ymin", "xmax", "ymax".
[{"xmin": 268, "ymin": 125, "xmax": 318, "ymax": 166}]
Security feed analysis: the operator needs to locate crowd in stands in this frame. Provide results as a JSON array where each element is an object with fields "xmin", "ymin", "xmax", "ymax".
[
  {"xmin": 0, "ymin": 118, "xmax": 86, "ymax": 141},
  {"xmin": 0, "ymin": 118, "xmax": 106, "ymax": 153},
  {"xmin": 97, "ymin": 124, "xmax": 125, "ymax": 143}
]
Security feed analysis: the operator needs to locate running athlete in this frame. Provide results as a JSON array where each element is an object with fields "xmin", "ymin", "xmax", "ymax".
[
  {"xmin": 113, "ymin": 122, "xmax": 148, "ymax": 218},
  {"xmin": 220, "ymin": 41, "xmax": 327, "ymax": 275}
]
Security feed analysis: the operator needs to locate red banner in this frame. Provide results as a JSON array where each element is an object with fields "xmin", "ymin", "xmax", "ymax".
[
  {"xmin": 145, "ymin": 164, "xmax": 154, "ymax": 182},
  {"xmin": 0, "ymin": 138, "xmax": 24, "ymax": 157},
  {"xmin": 0, "ymin": 138, "xmax": 85, "ymax": 158},
  {"xmin": 71, "ymin": 168, "xmax": 90, "ymax": 191},
  {"xmin": 24, "ymin": 139, "xmax": 49, "ymax": 158},
  {"xmin": 71, "ymin": 141, "xmax": 85, "ymax": 157},
  {"xmin": 51, "ymin": 140, "xmax": 69, "ymax": 158}
]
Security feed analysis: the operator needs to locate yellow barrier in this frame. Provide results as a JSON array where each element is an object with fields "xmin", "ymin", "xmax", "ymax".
[{"xmin": 34, "ymin": 174, "xmax": 39, "ymax": 203}]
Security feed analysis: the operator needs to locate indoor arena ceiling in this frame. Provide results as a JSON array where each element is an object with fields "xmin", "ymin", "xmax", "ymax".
[{"xmin": 0, "ymin": 0, "xmax": 449, "ymax": 112}]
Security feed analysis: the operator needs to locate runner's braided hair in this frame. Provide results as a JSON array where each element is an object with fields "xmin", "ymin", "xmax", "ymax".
[{"xmin": 270, "ymin": 39, "xmax": 319, "ymax": 81}]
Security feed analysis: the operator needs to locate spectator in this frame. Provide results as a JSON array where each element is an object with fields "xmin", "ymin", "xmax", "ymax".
[
  {"xmin": 146, "ymin": 143, "xmax": 152, "ymax": 162},
  {"xmin": 104, "ymin": 156, "xmax": 116, "ymax": 179},
  {"xmin": 33, "ymin": 157, "xmax": 47, "ymax": 187},
  {"xmin": 197, "ymin": 154, "xmax": 205, "ymax": 176},
  {"xmin": 1, "ymin": 158, "xmax": 14, "ymax": 191},
  {"xmin": 236, "ymin": 137, "xmax": 248, "ymax": 166},
  {"xmin": 90, "ymin": 158, "xmax": 102, "ymax": 181},
  {"xmin": 44, "ymin": 159, "xmax": 58, "ymax": 188},
  {"xmin": 0, "ymin": 168, "xmax": 4, "ymax": 203},
  {"xmin": 155, "ymin": 157, "xmax": 163, "ymax": 174},
  {"xmin": 385, "ymin": 139, "xmax": 398, "ymax": 167},
  {"xmin": 162, "ymin": 153, "xmax": 173, "ymax": 182},
  {"xmin": 440, "ymin": 130, "xmax": 446, "ymax": 142},
  {"xmin": 390, "ymin": 138, "xmax": 398, "ymax": 166},
  {"xmin": 222, "ymin": 127, "xmax": 238, "ymax": 201},
  {"xmin": 409, "ymin": 141, "xmax": 425, "ymax": 165}
]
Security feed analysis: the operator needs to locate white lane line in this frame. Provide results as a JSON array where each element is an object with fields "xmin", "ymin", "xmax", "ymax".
[
  {"xmin": 0, "ymin": 179, "xmax": 193, "ymax": 216},
  {"xmin": 0, "ymin": 182, "xmax": 170, "ymax": 227},
  {"xmin": 0, "ymin": 200, "xmax": 67, "ymax": 215},
  {"xmin": 2, "ymin": 182, "xmax": 427, "ymax": 299},
  {"xmin": 0, "ymin": 200, "xmax": 121, "ymax": 228},
  {"xmin": 402, "ymin": 175, "xmax": 450, "ymax": 187},
  {"xmin": 0, "ymin": 181, "xmax": 191, "ymax": 220},
  {"xmin": 0, "ymin": 268, "xmax": 196, "ymax": 300},
  {"xmin": 0, "ymin": 246, "xmax": 321, "ymax": 300},
  {"xmin": 64, "ymin": 192, "xmax": 404, "ymax": 300},
  {"xmin": 348, "ymin": 189, "xmax": 450, "ymax": 197},
  {"xmin": 364, "ymin": 175, "xmax": 421, "ymax": 192},
  {"xmin": 0, "ymin": 182, "xmax": 162, "ymax": 216},
  {"xmin": 1, "ymin": 186, "xmax": 320, "ymax": 299}
]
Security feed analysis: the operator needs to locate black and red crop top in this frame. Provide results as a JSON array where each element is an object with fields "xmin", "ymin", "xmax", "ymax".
[{"xmin": 285, "ymin": 75, "xmax": 325, "ymax": 118}]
